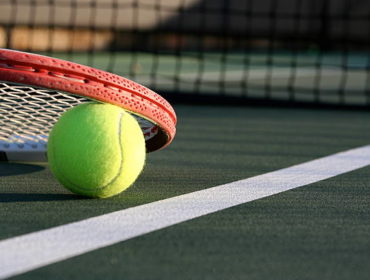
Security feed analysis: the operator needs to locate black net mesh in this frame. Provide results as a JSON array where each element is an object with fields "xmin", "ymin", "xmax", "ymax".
[{"xmin": 0, "ymin": 0, "xmax": 369, "ymax": 107}]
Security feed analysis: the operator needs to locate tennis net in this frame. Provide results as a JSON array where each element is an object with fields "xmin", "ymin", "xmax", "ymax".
[{"xmin": 0, "ymin": 0, "xmax": 369, "ymax": 107}]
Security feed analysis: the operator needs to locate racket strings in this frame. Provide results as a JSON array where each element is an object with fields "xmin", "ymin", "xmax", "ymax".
[
  {"xmin": 0, "ymin": 82, "xmax": 86, "ymax": 145},
  {"xmin": 0, "ymin": 82, "xmax": 158, "ymax": 146}
]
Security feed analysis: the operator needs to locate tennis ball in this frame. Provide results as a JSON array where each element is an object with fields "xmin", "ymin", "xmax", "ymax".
[{"xmin": 47, "ymin": 102, "xmax": 146, "ymax": 198}]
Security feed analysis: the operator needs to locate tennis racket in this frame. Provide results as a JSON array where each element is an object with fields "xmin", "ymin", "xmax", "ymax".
[{"xmin": 0, "ymin": 49, "xmax": 176, "ymax": 162}]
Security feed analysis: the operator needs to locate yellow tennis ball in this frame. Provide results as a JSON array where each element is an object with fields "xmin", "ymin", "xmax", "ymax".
[{"xmin": 47, "ymin": 102, "xmax": 146, "ymax": 198}]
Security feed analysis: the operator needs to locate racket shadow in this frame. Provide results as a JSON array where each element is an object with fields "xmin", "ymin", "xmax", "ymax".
[
  {"xmin": 0, "ymin": 193, "xmax": 82, "ymax": 203},
  {"xmin": 0, "ymin": 162, "xmax": 45, "ymax": 176},
  {"xmin": 0, "ymin": 163, "xmax": 88, "ymax": 202}
]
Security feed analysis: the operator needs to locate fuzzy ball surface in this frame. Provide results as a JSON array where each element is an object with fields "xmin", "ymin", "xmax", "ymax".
[{"xmin": 47, "ymin": 102, "xmax": 146, "ymax": 198}]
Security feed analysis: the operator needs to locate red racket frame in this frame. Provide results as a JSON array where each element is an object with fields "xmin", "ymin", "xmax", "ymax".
[{"xmin": 0, "ymin": 49, "xmax": 176, "ymax": 152}]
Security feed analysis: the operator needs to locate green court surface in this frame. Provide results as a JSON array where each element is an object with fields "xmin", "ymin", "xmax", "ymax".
[{"xmin": 1, "ymin": 105, "xmax": 370, "ymax": 279}]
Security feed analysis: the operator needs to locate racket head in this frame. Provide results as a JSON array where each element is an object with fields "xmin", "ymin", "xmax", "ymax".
[{"xmin": 0, "ymin": 49, "xmax": 177, "ymax": 162}]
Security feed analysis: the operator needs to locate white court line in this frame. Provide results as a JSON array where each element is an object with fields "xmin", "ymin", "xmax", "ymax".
[{"xmin": 1, "ymin": 145, "xmax": 370, "ymax": 279}]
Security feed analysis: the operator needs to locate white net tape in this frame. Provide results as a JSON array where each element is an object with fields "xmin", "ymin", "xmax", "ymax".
[{"xmin": 0, "ymin": 82, "xmax": 157, "ymax": 151}]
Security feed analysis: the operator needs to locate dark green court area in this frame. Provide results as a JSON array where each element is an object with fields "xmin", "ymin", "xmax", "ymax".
[{"xmin": 1, "ymin": 105, "xmax": 370, "ymax": 279}]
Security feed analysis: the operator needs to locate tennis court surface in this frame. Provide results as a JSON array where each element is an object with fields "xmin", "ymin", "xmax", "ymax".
[{"xmin": 1, "ymin": 0, "xmax": 370, "ymax": 279}]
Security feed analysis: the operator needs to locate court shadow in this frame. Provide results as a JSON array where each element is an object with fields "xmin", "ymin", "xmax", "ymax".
[
  {"xmin": 0, "ymin": 162, "xmax": 45, "ymax": 176},
  {"xmin": 0, "ymin": 193, "xmax": 87, "ymax": 202}
]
